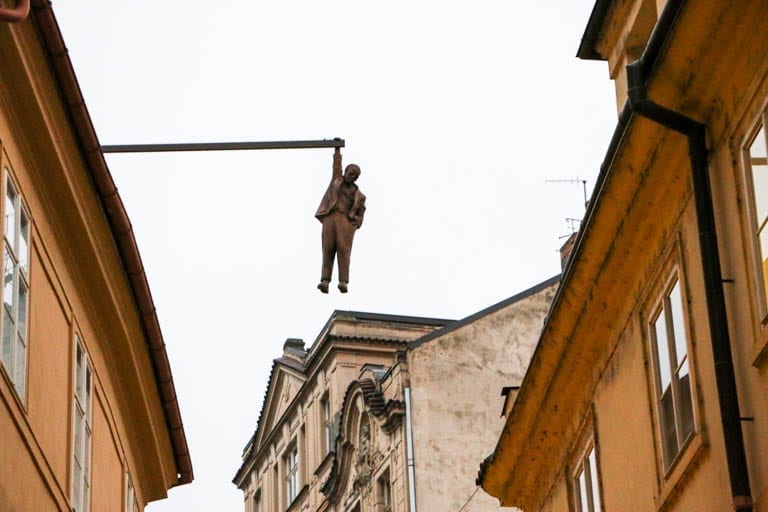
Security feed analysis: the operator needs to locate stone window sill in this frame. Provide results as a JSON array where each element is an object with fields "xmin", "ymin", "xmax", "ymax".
[{"xmin": 653, "ymin": 432, "xmax": 706, "ymax": 509}]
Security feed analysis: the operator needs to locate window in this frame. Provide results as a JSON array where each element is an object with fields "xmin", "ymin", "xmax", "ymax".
[
  {"xmin": 322, "ymin": 394, "xmax": 332, "ymax": 455},
  {"xmin": 746, "ymin": 120, "xmax": 768, "ymax": 318},
  {"xmin": 572, "ymin": 443, "xmax": 601, "ymax": 512},
  {"xmin": 649, "ymin": 276, "xmax": 695, "ymax": 469},
  {"xmin": 125, "ymin": 473, "xmax": 138, "ymax": 512},
  {"xmin": 72, "ymin": 337, "xmax": 93, "ymax": 512},
  {"xmin": 273, "ymin": 465, "xmax": 279, "ymax": 511},
  {"xmin": 285, "ymin": 443, "xmax": 299, "ymax": 505},
  {"xmin": 377, "ymin": 468, "xmax": 392, "ymax": 512},
  {"xmin": 252, "ymin": 490, "xmax": 261, "ymax": 512},
  {"xmin": 0, "ymin": 171, "xmax": 30, "ymax": 398}
]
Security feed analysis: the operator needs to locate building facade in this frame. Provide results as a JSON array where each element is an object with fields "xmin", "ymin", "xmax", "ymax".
[
  {"xmin": 233, "ymin": 311, "xmax": 453, "ymax": 512},
  {"xmin": 234, "ymin": 276, "xmax": 558, "ymax": 512},
  {"xmin": 0, "ymin": 4, "xmax": 192, "ymax": 511},
  {"xmin": 479, "ymin": 1, "xmax": 768, "ymax": 511}
]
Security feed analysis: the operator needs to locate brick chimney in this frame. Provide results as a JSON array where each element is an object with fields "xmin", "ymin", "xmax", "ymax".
[{"xmin": 559, "ymin": 232, "xmax": 578, "ymax": 270}]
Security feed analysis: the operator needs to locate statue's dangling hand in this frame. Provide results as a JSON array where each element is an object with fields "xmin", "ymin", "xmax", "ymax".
[{"xmin": 349, "ymin": 214, "xmax": 363, "ymax": 229}]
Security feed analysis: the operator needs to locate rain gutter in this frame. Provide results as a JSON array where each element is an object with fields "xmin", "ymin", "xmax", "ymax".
[
  {"xmin": 481, "ymin": 2, "xmax": 752, "ymax": 508},
  {"xmin": 610, "ymin": 0, "xmax": 753, "ymax": 508},
  {"xmin": 576, "ymin": 0, "xmax": 613, "ymax": 60},
  {"xmin": 29, "ymin": 0, "xmax": 193, "ymax": 485}
]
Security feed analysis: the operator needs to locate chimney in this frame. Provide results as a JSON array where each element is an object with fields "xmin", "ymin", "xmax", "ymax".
[
  {"xmin": 559, "ymin": 232, "xmax": 578, "ymax": 270},
  {"xmin": 282, "ymin": 338, "xmax": 306, "ymax": 360}
]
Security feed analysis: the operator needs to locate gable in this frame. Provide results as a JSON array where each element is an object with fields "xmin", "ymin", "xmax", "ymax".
[{"xmin": 253, "ymin": 360, "xmax": 306, "ymax": 450}]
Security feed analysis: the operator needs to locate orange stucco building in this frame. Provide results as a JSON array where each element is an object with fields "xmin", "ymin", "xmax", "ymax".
[
  {"xmin": 479, "ymin": 1, "xmax": 768, "ymax": 511},
  {"xmin": 0, "ymin": 3, "xmax": 192, "ymax": 511}
]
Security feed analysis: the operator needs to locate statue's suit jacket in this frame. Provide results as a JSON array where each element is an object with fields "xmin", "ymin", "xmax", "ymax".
[{"xmin": 315, "ymin": 152, "xmax": 366, "ymax": 228}]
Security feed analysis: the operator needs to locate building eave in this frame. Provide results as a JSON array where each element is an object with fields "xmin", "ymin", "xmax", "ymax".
[
  {"xmin": 481, "ymin": 0, "xmax": 735, "ymax": 507},
  {"xmin": 305, "ymin": 310, "xmax": 454, "ymax": 366},
  {"xmin": 29, "ymin": 0, "xmax": 192, "ymax": 485},
  {"xmin": 576, "ymin": 0, "xmax": 614, "ymax": 60}
]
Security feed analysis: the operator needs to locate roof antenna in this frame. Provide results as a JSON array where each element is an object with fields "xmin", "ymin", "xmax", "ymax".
[
  {"xmin": 546, "ymin": 177, "xmax": 588, "ymax": 244},
  {"xmin": 545, "ymin": 177, "xmax": 588, "ymax": 210}
]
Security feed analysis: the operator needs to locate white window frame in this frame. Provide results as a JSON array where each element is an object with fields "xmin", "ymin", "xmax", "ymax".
[
  {"xmin": 284, "ymin": 442, "xmax": 299, "ymax": 505},
  {"xmin": 72, "ymin": 336, "xmax": 93, "ymax": 512},
  {"xmin": 322, "ymin": 394, "xmax": 332, "ymax": 455},
  {"xmin": 125, "ymin": 473, "xmax": 139, "ymax": 512},
  {"xmin": 0, "ymin": 169, "xmax": 30, "ymax": 398},
  {"xmin": 648, "ymin": 272, "xmax": 696, "ymax": 471},
  {"xmin": 572, "ymin": 441, "xmax": 601, "ymax": 512},
  {"xmin": 743, "ymin": 116, "xmax": 768, "ymax": 321}
]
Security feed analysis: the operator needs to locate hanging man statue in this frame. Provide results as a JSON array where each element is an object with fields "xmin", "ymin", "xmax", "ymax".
[{"xmin": 315, "ymin": 147, "xmax": 366, "ymax": 293}]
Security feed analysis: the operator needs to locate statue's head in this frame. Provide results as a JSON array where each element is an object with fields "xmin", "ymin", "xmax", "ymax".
[{"xmin": 344, "ymin": 164, "xmax": 361, "ymax": 183}]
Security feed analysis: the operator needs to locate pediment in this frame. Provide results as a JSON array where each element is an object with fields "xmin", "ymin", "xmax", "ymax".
[{"xmin": 254, "ymin": 359, "xmax": 306, "ymax": 450}]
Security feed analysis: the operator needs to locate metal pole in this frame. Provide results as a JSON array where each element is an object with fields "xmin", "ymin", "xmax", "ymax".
[
  {"xmin": 101, "ymin": 138, "xmax": 345, "ymax": 154},
  {"xmin": 404, "ymin": 387, "xmax": 418, "ymax": 512}
]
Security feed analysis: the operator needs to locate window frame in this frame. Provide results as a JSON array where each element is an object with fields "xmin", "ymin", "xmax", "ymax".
[
  {"xmin": 72, "ymin": 335, "xmax": 93, "ymax": 512},
  {"xmin": 0, "ymin": 165, "xmax": 30, "ymax": 400},
  {"xmin": 569, "ymin": 430, "xmax": 602, "ymax": 512},
  {"xmin": 125, "ymin": 472, "xmax": 139, "ymax": 512},
  {"xmin": 741, "ymin": 113, "xmax": 768, "ymax": 360},
  {"xmin": 647, "ymin": 269, "xmax": 697, "ymax": 474},
  {"xmin": 376, "ymin": 467, "xmax": 392, "ymax": 512},
  {"xmin": 640, "ymin": 244, "xmax": 707, "ymax": 507},
  {"xmin": 321, "ymin": 393, "xmax": 332, "ymax": 456},
  {"xmin": 284, "ymin": 441, "xmax": 300, "ymax": 506}
]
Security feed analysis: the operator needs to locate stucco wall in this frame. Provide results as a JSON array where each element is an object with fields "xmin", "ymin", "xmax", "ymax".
[
  {"xmin": 409, "ymin": 280, "xmax": 558, "ymax": 512},
  {"xmin": 0, "ymin": 11, "xmax": 184, "ymax": 509}
]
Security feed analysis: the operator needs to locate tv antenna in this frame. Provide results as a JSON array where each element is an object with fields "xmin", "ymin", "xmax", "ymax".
[
  {"xmin": 562, "ymin": 217, "xmax": 581, "ymax": 236},
  {"xmin": 545, "ymin": 177, "xmax": 588, "ymax": 210}
]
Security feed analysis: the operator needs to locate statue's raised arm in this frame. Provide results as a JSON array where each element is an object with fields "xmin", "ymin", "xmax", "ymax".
[{"xmin": 332, "ymin": 146, "xmax": 342, "ymax": 180}]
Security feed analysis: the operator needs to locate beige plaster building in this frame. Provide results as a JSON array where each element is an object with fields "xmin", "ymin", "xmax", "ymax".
[
  {"xmin": 0, "ymin": 3, "xmax": 192, "ymax": 511},
  {"xmin": 234, "ymin": 276, "xmax": 558, "ymax": 512},
  {"xmin": 479, "ymin": 1, "xmax": 768, "ymax": 511}
]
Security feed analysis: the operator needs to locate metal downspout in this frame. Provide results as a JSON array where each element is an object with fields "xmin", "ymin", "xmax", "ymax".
[
  {"xmin": 404, "ymin": 387, "xmax": 418, "ymax": 512},
  {"xmin": 623, "ymin": 0, "xmax": 752, "ymax": 509}
]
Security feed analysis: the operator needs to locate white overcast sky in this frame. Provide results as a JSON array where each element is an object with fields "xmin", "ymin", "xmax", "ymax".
[{"xmin": 53, "ymin": 1, "xmax": 616, "ymax": 510}]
